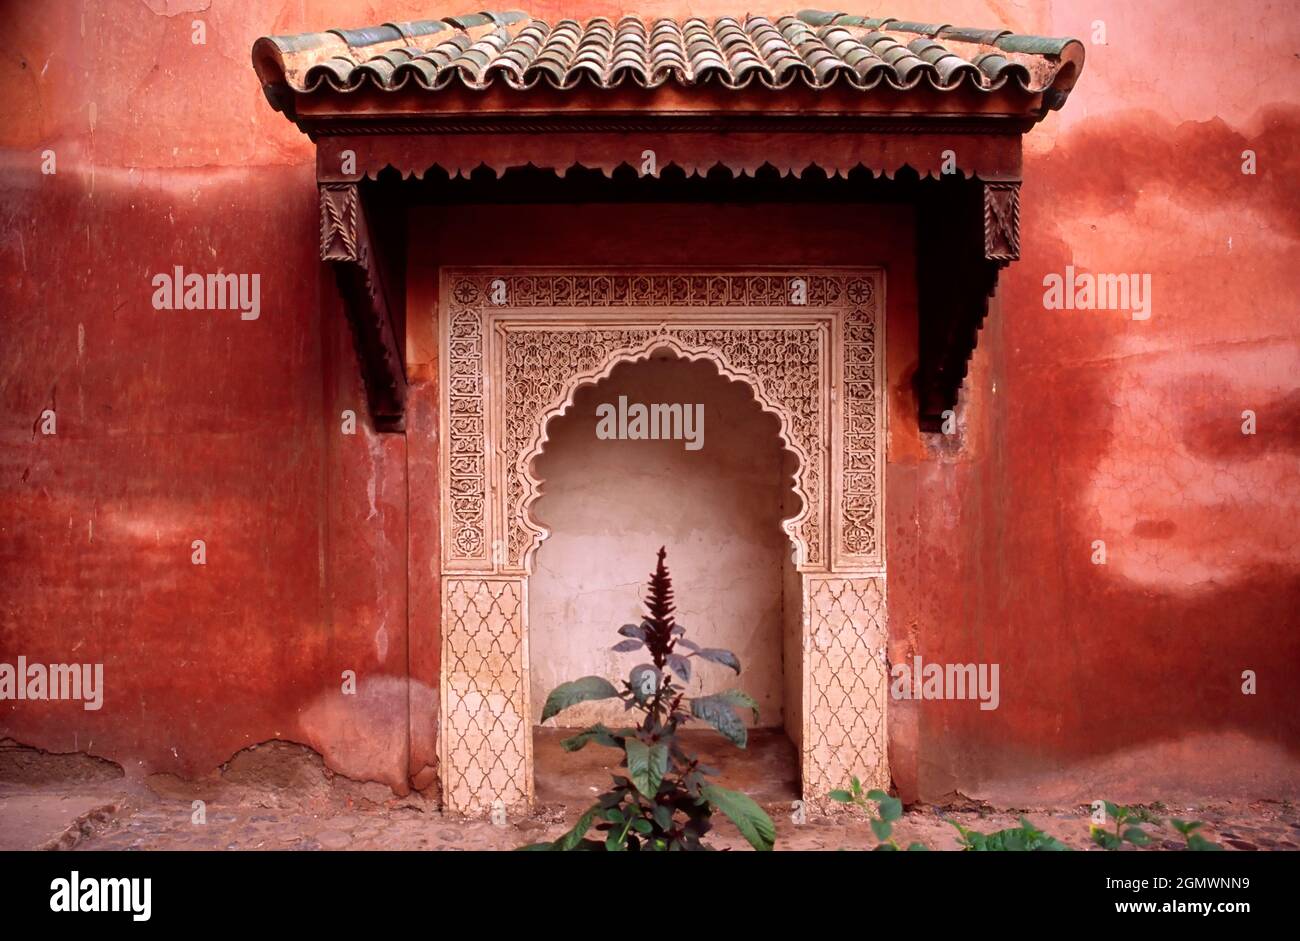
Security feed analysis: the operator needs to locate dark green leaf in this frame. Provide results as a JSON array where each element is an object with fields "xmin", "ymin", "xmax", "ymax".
[
  {"xmin": 549, "ymin": 805, "xmax": 602, "ymax": 851},
  {"xmin": 652, "ymin": 804, "xmax": 674, "ymax": 831},
  {"xmin": 560, "ymin": 724, "xmax": 620, "ymax": 752},
  {"xmin": 690, "ymin": 693, "xmax": 748, "ymax": 747},
  {"xmin": 625, "ymin": 739, "xmax": 669, "ymax": 798},
  {"xmin": 541, "ymin": 676, "xmax": 620, "ymax": 722},
  {"xmin": 708, "ymin": 688, "xmax": 759, "ymax": 723},
  {"xmin": 702, "ymin": 784, "xmax": 776, "ymax": 851},
  {"xmin": 829, "ymin": 790, "xmax": 853, "ymax": 803},
  {"xmin": 877, "ymin": 796, "xmax": 903, "ymax": 822},
  {"xmin": 1123, "ymin": 827, "xmax": 1152, "ymax": 846},
  {"xmin": 667, "ymin": 654, "xmax": 692, "ymax": 682},
  {"xmin": 871, "ymin": 818, "xmax": 893, "ymax": 841},
  {"xmin": 960, "ymin": 818, "xmax": 1070, "ymax": 852},
  {"xmin": 696, "ymin": 648, "xmax": 741, "ymax": 674},
  {"xmin": 1092, "ymin": 828, "xmax": 1121, "ymax": 850}
]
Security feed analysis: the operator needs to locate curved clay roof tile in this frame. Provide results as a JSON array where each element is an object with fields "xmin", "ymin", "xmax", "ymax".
[
  {"xmin": 528, "ymin": 62, "xmax": 569, "ymax": 87},
  {"xmin": 727, "ymin": 51, "xmax": 772, "ymax": 85},
  {"xmin": 304, "ymin": 58, "xmax": 360, "ymax": 90},
  {"xmin": 937, "ymin": 26, "xmax": 1011, "ymax": 45},
  {"xmin": 252, "ymin": 8, "xmax": 1083, "ymax": 108},
  {"xmin": 482, "ymin": 52, "xmax": 529, "ymax": 88},
  {"xmin": 907, "ymin": 39, "xmax": 982, "ymax": 87},
  {"xmin": 610, "ymin": 40, "xmax": 647, "ymax": 62},
  {"xmin": 842, "ymin": 51, "xmax": 891, "ymax": 87},
  {"xmin": 973, "ymin": 52, "xmax": 1032, "ymax": 89},
  {"xmin": 329, "ymin": 24, "xmax": 404, "ymax": 47},
  {"xmin": 391, "ymin": 57, "xmax": 440, "ymax": 88},
  {"xmin": 651, "ymin": 40, "xmax": 686, "ymax": 66},
  {"xmin": 691, "ymin": 56, "xmax": 731, "ymax": 80}
]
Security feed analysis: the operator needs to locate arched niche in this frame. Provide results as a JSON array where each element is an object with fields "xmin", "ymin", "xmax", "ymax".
[{"xmin": 438, "ymin": 270, "xmax": 887, "ymax": 816}]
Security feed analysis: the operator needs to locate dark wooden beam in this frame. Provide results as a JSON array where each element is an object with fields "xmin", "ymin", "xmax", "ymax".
[
  {"xmin": 319, "ymin": 181, "xmax": 406, "ymax": 432},
  {"xmin": 914, "ymin": 178, "xmax": 1020, "ymax": 432}
]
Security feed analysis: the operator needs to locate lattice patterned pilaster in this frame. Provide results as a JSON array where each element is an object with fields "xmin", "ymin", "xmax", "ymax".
[
  {"xmin": 803, "ymin": 575, "xmax": 889, "ymax": 803},
  {"xmin": 441, "ymin": 577, "xmax": 530, "ymax": 815}
]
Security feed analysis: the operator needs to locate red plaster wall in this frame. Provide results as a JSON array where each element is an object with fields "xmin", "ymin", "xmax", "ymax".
[{"xmin": 1, "ymin": 1, "xmax": 1296, "ymax": 804}]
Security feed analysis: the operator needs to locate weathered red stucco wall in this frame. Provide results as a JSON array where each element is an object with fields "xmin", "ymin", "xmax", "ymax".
[
  {"xmin": 1, "ymin": 1, "xmax": 1296, "ymax": 805},
  {"xmin": 885, "ymin": 0, "xmax": 1300, "ymax": 805}
]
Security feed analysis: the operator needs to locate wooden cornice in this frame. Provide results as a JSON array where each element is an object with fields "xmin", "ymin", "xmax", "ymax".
[{"xmin": 315, "ymin": 167, "xmax": 1024, "ymax": 435}]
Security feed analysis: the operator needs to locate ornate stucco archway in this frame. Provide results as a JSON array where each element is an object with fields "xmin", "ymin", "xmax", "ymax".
[{"xmin": 438, "ymin": 269, "xmax": 888, "ymax": 815}]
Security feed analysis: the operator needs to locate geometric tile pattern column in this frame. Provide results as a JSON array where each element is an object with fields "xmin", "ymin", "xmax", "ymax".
[
  {"xmin": 803, "ymin": 575, "xmax": 889, "ymax": 803},
  {"xmin": 440, "ymin": 577, "xmax": 531, "ymax": 815}
]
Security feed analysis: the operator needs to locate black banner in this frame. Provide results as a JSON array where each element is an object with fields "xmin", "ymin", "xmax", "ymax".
[{"xmin": 0, "ymin": 849, "xmax": 1288, "ymax": 927}]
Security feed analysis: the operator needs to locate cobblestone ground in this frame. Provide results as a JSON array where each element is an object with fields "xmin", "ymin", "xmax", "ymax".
[{"xmin": 3, "ymin": 741, "xmax": 1297, "ymax": 852}]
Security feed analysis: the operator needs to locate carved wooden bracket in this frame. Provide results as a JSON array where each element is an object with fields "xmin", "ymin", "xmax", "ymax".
[
  {"xmin": 983, "ymin": 181, "xmax": 1022, "ymax": 264},
  {"xmin": 914, "ymin": 178, "xmax": 1020, "ymax": 432},
  {"xmin": 319, "ymin": 182, "xmax": 406, "ymax": 432}
]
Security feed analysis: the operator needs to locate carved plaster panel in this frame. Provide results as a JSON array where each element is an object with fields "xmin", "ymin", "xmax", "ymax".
[
  {"xmin": 440, "ymin": 271, "xmax": 884, "ymax": 574},
  {"xmin": 437, "ymin": 269, "xmax": 887, "ymax": 814}
]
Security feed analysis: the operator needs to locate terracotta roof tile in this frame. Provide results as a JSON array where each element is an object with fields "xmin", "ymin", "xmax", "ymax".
[{"xmin": 253, "ymin": 9, "xmax": 1083, "ymax": 106}]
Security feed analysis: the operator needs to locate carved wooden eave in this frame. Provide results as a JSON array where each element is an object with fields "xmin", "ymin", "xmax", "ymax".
[
  {"xmin": 254, "ymin": 10, "xmax": 1084, "ymax": 433},
  {"xmin": 319, "ymin": 181, "xmax": 406, "ymax": 431}
]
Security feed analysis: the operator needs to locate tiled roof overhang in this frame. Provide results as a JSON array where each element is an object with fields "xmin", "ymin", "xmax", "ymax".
[
  {"xmin": 253, "ymin": 10, "xmax": 1082, "ymax": 106},
  {"xmin": 252, "ymin": 10, "xmax": 1084, "ymax": 432}
]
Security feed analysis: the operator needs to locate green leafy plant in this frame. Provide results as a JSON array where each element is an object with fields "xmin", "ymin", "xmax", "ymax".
[
  {"xmin": 1090, "ymin": 801, "xmax": 1161, "ymax": 850},
  {"xmin": 524, "ymin": 547, "xmax": 775, "ymax": 852},
  {"xmin": 830, "ymin": 779, "xmax": 1069, "ymax": 851},
  {"xmin": 830, "ymin": 776, "xmax": 926, "ymax": 851},
  {"xmin": 950, "ymin": 817, "xmax": 1071, "ymax": 851},
  {"xmin": 1171, "ymin": 818, "xmax": 1224, "ymax": 851}
]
